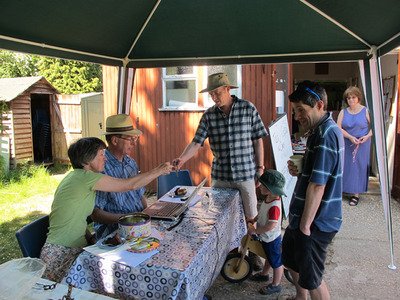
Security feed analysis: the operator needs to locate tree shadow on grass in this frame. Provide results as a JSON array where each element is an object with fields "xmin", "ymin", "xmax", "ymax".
[{"xmin": 0, "ymin": 211, "xmax": 47, "ymax": 265}]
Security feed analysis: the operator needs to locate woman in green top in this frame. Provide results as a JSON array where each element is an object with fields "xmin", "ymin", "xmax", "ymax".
[{"xmin": 40, "ymin": 137, "xmax": 172, "ymax": 282}]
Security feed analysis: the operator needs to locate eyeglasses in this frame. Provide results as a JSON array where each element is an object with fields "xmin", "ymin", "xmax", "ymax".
[{"xmin": 117, "ymin": 136, "xmax": 138, "ymax": 144}]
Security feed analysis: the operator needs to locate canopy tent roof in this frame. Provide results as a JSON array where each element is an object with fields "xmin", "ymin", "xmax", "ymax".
[{"xmin": 1, "ymin": 0, "xmax": 399, "ymax": 68}]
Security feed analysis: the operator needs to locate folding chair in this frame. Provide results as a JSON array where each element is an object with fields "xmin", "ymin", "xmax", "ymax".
[
  {"xmin": 157, "ymin": 170, "xmax": 193, "ymax": 199},
  {"xmin": 15, "ymin": 215, "xmax": 49, "ymax": 258},
  {"xmin": 15, "ymin": 215, "xmax": 95, "ymax": 258}
]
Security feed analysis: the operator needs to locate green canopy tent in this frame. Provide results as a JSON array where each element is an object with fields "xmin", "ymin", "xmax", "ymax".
[{"xmin": 1, "ymin": 0, "xmax": 399, "ymax": 268}]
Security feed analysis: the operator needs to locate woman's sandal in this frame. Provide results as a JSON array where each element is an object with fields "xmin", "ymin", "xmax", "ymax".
[{"xmin": 349, "ymin": 196, "xmax": 359, "ymax": 206}]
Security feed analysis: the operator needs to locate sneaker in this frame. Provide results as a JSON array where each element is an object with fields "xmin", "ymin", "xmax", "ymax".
[{"xmin": 259, "ymin": 283, "xmax": 282, "ymax": 295}]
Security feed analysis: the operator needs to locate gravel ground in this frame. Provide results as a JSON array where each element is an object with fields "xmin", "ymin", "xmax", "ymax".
[{"xmin": 205, "ymin": 179, "xmax": 400, "ymax": 300}]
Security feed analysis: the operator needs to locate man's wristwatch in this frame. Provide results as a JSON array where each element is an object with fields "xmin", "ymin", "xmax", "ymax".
[{"xmin": 256, "ymin": 166, "xmax": 265, "ymax": 170}]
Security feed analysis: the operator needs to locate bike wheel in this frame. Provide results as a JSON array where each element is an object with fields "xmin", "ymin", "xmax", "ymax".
[{"xmin": 220, "ymin": 253, "xmax": 253, "ymax": 283}]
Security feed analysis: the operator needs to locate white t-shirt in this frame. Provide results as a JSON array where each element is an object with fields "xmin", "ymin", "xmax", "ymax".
[{"xmin": 258, "ymin": 197, "xmax": 282, "ymax": 243}]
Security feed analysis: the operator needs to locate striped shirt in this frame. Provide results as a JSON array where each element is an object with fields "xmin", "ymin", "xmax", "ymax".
[
  {"xmin": 94, "ymin": 149, "xmax": 145, "ymax": 239},
  {"xmin": 288, "ymin": 113, "xmax": 344, "ymax": 232},
  {"xmin": 192, "ymin": 96, "xmax": 268, "ymax": 182}
]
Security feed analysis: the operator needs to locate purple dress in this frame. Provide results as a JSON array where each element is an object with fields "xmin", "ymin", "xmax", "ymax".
[{"xmin": 341, "ymin": 107, "xmax": 371, "ymax": 193}]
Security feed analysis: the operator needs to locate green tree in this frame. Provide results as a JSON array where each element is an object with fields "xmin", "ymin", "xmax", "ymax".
[
  {"xmin": 0, "ymin": 51, "xmax": 103, "ymax": 94},
  {"xmin": 38, "ymin": 57, "xmax": 102, "ymax": 94},
  {"xmin": 0, "ymin": 50, "xmax": 40, "ymax": 77}
]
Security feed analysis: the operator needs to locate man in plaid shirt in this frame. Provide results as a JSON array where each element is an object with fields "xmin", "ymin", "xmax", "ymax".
[{"xmin": 173, "ymin": 73, "xmax": 268, "ymax": 222}]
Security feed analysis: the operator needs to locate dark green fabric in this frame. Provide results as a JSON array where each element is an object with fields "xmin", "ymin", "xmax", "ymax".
[{"xmin": 0, "ymin": 0, "xmax": 399, "ymax": 67}]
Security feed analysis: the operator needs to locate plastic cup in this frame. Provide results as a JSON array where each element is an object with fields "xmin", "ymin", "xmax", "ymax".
[{"xmin": 290, "ymin": 154, "xmax": 303, "ymax": 173}]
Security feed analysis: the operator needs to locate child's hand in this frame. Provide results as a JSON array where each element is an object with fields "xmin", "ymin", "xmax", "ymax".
[{"xmin": 248, "ymin": 227, "xmax": 257, "ymax": 235}]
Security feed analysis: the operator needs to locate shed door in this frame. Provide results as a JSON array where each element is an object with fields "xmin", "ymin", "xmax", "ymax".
[{"xmin": 31, "ymin": 93, "xmax": 53, "ymax": 164}]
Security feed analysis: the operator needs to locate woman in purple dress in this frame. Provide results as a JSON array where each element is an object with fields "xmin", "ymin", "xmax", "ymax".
[{"xmin": 337, "ymin": 86, "xmax": 372, "ymax": 206}]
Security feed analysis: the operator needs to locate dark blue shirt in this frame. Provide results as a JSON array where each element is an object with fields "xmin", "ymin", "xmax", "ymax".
[{"xmin": 289, "ymin": 113, "xmax": 344, "ymax": 232}]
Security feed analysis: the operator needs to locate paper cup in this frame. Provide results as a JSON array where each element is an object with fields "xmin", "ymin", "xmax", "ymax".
[{"xmin": 290, "ymin": 155, "xmax": 303, "ymax": 173}]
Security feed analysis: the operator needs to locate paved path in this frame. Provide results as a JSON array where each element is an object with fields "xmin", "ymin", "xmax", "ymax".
[{"xmin": 207, "ymin": 179, "xmax": 400, "ymax": 299}]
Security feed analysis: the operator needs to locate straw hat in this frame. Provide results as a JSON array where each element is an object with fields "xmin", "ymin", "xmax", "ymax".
[
  {"xmin": 257, "ymin": 169, "xmax": 287, "ymax": 196},
  {"xmin": 199, "ymin": 72, "xmax": 239, "ymax": 93},
  {"xmin": 99, "ymin": 114, "xmax": 142, "ymax": 136}
]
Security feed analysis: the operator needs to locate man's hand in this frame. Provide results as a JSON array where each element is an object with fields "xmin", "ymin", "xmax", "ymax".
[
  {"xmin": 172, "ymin": 158, "xmax": 184, "ymax": 170},
  {"xmin": 156, "ymin": 162, "xmax": 173, "ymax": 175},
  {"xmin": 287, "ymin": 160, "xmax": 300, "ymax": 176}
]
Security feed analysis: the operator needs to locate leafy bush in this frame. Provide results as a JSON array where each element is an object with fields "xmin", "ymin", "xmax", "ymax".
[{"xmin": 0, "ymin": 162, "xmax": 37, "ymax": 186}]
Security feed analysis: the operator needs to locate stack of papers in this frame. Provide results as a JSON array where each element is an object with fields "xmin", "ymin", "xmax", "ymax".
[{"xmin": 84, "ymin": 228, "xmax": 163, "ymax": 268}]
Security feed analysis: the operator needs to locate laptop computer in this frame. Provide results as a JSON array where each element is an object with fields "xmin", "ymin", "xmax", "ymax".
[{"xmin": 143, "ymin": 176, "xmax": 209, "ymax": 220}]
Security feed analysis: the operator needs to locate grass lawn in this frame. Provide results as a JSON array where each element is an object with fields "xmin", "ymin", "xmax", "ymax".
[{"xmin": 0, "ymin": 164, "xmax": 69, "ymax": 265}]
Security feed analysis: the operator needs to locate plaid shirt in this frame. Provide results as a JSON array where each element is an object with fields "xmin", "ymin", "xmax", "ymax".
[
  {"xmin": 94, "ymin": 149, "xmax": 145, "ymax": 239},
  {"xmin": 193, "ymin": 96, "xmax": 268, "ymax": 182}
]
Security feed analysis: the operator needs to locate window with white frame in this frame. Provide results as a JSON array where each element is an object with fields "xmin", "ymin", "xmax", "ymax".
[
  {"xmin": 203, "ymin": 65, "xmax": 242, "ymax": 108},
  {"xmin": 161, "ymin": 65, "xmax": 242, "ymax": 110},
  {"xmin": 162, "ymin": 66, "xmax": 198, "ymax": 109}
]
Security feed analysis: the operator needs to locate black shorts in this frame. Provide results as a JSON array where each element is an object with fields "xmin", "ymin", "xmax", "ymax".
[{"xmin": 282, "ymin": 225, "xmax": 336, "ymax": 290}]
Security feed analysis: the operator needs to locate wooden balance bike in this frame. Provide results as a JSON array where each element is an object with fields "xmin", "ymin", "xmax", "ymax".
[{"xmin": 220, "ymin": 224, "xmax": 293, "ymax": 284}]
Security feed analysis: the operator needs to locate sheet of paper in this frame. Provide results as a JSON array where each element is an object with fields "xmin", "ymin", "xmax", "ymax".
[
  {"xmin": 98, "ymin": 248, "xmax": 158, "ymax": 268},
  {"xmin": 84, "ymin": 228, "xmax": 163, "ymax": 256}
]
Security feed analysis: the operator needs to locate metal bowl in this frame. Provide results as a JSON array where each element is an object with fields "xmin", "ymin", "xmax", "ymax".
[{"xmin": 118, "ymin": 213, "xmax": 151, "ymax": 239}]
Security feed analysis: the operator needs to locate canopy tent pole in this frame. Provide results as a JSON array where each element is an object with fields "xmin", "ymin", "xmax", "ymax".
[
  {"xmin": 117, "ymin": 59, "xmax": 136, "ymax": 115},
  {"xmin": 359, "ymin": 57, "xmax": 397, "ymax": 270},
  {"xmin": 116, "ymin": 0, "xmax": 160, "ymax": 115},
  {"xmin": 117, "ymin": 65, "xmax": 126, "ymax": 114}
]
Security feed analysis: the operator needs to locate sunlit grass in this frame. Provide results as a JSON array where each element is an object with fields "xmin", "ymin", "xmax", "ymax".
[{"xmin": 0, "ymin": 163, "xmax": 70, "ymax": 264}]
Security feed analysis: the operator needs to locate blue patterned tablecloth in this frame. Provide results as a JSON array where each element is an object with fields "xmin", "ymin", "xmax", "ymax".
[{"xmin": 63, "ymin": 187, "xmax": 246, "ymax": 300}]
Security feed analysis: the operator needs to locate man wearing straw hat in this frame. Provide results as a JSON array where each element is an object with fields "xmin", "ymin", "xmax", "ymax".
[
  {"xmin": 173, "ymin": 72, "xmax": 268, "ymax": 223},
  {"xmin": 93, "ymin": 114, "xmax": 149, "ymax": 239}
]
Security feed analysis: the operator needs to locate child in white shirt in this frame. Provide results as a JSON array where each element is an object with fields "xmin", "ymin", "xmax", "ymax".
[{"xmin": 248, "ymin": 169, "xmax": 286, "ymax": 295}]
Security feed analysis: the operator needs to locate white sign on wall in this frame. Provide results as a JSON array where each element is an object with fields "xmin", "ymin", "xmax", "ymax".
[{"xmin": 268, "ymin": 114, "xmax": 297, "ymax": 218}]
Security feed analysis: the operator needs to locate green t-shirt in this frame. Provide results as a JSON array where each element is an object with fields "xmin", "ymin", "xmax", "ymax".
[{"xmin": 46, "ymin": 169, "xmax": 103, "ymax": 248}]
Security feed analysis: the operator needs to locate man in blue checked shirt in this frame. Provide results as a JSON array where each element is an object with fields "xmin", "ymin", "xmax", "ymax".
[
  {"xmin": 282, "ymin": 81, "xmax": 344, "ymax": 300},
  {"xmin": 173, "ymin": 73, "xmax": 268, "ymax": 223},
  {"xmin": 92, "ymin": 114, "xmax": 149, "ymax": 239}
]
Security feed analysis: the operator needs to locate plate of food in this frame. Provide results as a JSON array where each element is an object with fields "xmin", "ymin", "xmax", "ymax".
[
  {"xmin": 168, "ymin": 187, "xmax": 188, "ymax": 198},
  {"xmin": 96, "ymin": 233, "xmax": 126, "ymax": 249}
]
